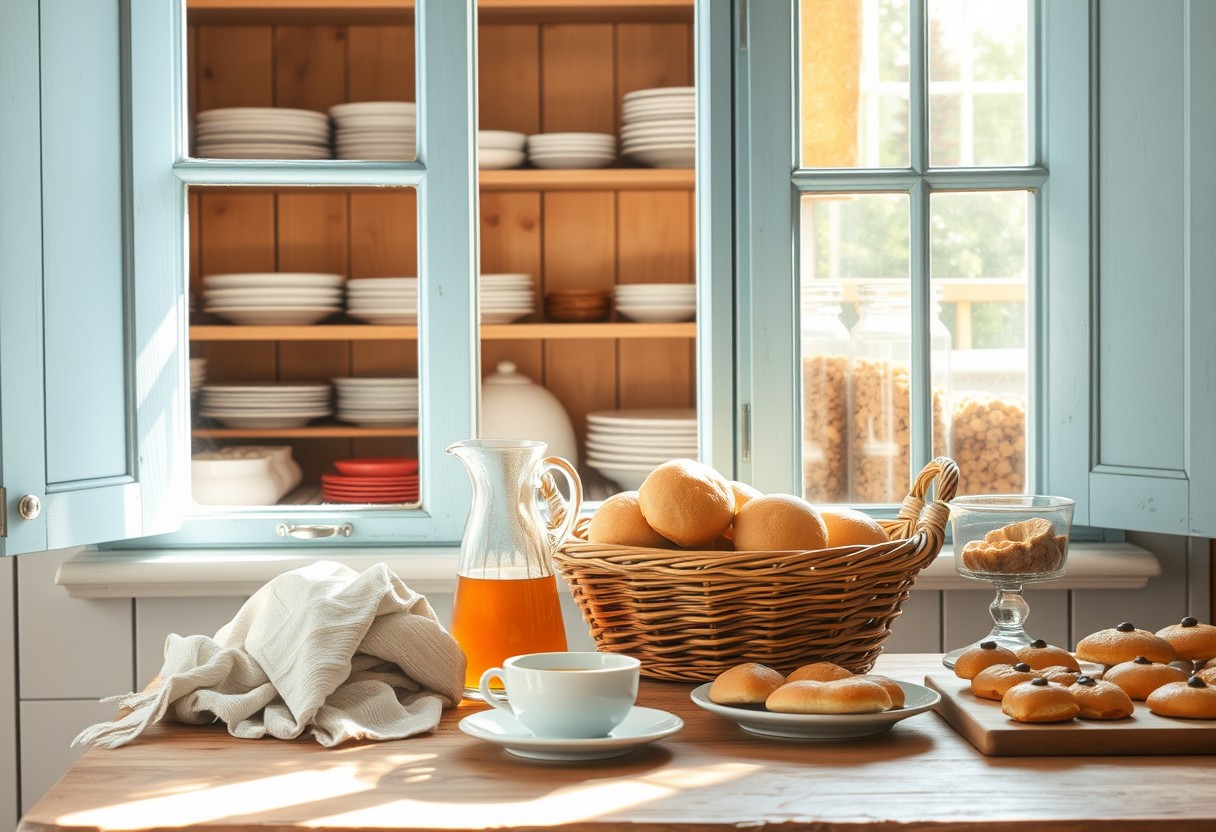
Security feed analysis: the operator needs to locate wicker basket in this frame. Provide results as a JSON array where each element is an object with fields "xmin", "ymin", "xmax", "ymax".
[{"xmin": 552, "ymin": 457, "xmax": 959, "ymax": 682}]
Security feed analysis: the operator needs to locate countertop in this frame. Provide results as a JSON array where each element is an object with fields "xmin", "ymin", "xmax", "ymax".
[{"xmin": 20, "ymin": 654, "xmax": 1216, "ymax": 832}]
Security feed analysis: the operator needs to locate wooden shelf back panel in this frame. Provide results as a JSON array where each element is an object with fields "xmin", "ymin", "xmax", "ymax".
[{"xmin": 187, "ymin": 0, "xmax": 692, "ymax": 26}]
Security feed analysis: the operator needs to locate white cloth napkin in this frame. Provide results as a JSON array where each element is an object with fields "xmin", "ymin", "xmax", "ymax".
[{"xmin": 73, "ymin": 560, "xmax": 467, "ymax": 749}]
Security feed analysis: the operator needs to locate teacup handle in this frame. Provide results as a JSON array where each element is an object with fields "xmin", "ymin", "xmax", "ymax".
[
  {"xmin": 479, "ymin": 667, "xmax": 516, "ymax": 716},
  {"xmin": 540, "ymin": 456, "xmax": 582, "ymax": 555}
]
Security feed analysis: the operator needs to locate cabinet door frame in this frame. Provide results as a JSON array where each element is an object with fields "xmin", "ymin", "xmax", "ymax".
[
  {"xmin": 117, "ymin": 0, "xmax": 478, "ymax": 548},
  {"xmin": 732, "ymin": 0, "xmax": 1097, "ymax": 524},
  {"xmin": 0, "ymin": 0, "xmax": 188, "ymax": 556}
]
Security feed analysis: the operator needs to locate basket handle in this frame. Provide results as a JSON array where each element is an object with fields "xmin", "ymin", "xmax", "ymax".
[{"xmin": 888, "ymin": 456, "xmax": 959, "ymax": 549}]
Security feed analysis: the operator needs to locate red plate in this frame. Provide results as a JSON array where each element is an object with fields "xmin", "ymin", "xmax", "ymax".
[
  {"xmin": 333, "ymin": 457, "xmax": 419, "ymax": 477},
  {"xmin": 323, "ymin": 492, "xmax": 420, "ymax": 504},
  {"xmin": 322, "ymin": 486, "xmax": 419, "ymax": 498},
  {"xmin": 321, "ymin": 473, "xmax": 418, "ymax": 487}
]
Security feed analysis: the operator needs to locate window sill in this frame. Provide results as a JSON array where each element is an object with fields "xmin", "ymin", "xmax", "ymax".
[{"xmin": 56, "ymin": 541, "xmax": 1160, "ymax": 599}]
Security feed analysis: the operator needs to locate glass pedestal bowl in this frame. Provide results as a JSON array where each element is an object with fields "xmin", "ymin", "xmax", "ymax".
[{"xmin": 942, "ymin": 495, "xmax": 1075, "ymax": 668}]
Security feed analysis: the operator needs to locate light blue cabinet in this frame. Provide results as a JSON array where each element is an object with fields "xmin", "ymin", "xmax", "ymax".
[
  {"xmin": 1, "ymin": 0, "xmax": 186, "ymax": 556},
  {"xmin": 1, "ymin": 0, "xmax": 1212, "ymax": 556}
]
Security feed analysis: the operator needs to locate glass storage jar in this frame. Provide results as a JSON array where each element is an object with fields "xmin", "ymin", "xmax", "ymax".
[
  {"xmin": 847, "ymin": 283, "xmax": 950, "ymax": 503},
  {"xmin": 800, "ymin": 282, "xmax": 850, "ymax": 503}
]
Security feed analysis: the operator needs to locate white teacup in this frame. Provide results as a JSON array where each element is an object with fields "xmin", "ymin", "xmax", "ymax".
[{"xmin": 478, "ymin": 652, "xmax": 641, "ymax": 739}]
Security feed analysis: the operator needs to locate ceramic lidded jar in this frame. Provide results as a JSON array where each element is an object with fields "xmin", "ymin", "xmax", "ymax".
[{"xmin": 480, "ymin": 361, "xmax": 578, "ymax": 465}]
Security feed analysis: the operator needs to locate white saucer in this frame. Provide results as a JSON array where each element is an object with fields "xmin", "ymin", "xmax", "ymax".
[
  {"xmin": 689, "ymin": 681, "xmax": 941, "ymax": 740},
  {"xmin": 458, "ymin": 705, "xmax": 683, "ymax": 761}
]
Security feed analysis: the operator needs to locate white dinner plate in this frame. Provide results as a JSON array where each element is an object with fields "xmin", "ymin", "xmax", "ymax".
[
  {"xmin": 337, "ymin": 413, "xmax": 418, "ymax": 426},
  {"xmin": 458, "ymin": 706, "xmax": 683, "ymax": 762},
  {"xmin": 199, "ymin": 412, "xmax": 330, "ymax": 429},
  {"xmin": 329, "ymin": 101, "xmax": 416, "ymax": 118},
  {"xmin": 587, "ymin": 408, "xmax": 697, "ymax": 427},
  {"xmin": 585, "ymin": 440, "xmax": 698, "ymax": 457},
  {"xmin": 585, "ymin": 432, "xmax": 698, "ymax": 449},
  {"xmin": 615, "ymin": 305, "xmax": 696, "ymax": 323},
  {"xmin": 347, "ymin": 278, "xmax": 417, "ymax": 288},
  {"xmin": 624, "ymin": 86, "xmax": 695, "ymax": 101},
  {"xmin": 330, "ymin": 114, "xmax": 418, "ymax": 129},
  {"xmin": 529, "ymin": 154, "xmax": 615, "ymax": 170},
  {"xmin": 586, "ymin": 451, "xmax": 692, "ymax": 466},
  {"xmin": 585, "ymin": 462, "xmax": 656, "ymax": 490},
  {"xmin": 332, "ymin": 378, "xmax": 418, "ymax": 388},
  {"xmin": 623, "ymin": 145, "xmax": 695, "ymax": 169},
  {"xmin": 689, "ymin": 681, "xmax": 941, "ymax": 740},
  {"xmin": 203, "ymin": 273, "xmax": 344, "ymax": 289},
  {"xmin": 206, "ymin": 306, "xmax": 339, "ymax": 325},
  {"xmin": 194, "ymin": 128, "xmax": 330, "ymax": 143},
  {"xmin": 197, "ymin": 106, "xmax": 328, "ymax": 121},
  {"xmin": 195, "ymin": 144, "xmax": 332, "ymax": 160}
]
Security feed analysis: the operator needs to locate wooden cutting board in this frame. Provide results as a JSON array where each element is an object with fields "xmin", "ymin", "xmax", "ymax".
[{"xmin": 925, "ymin": 674, "xmax": 1216, "ymax": 756}]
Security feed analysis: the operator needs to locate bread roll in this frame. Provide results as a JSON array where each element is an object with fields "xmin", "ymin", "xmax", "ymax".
[
  {"xmin": 732, "ymin": 494, "xmax": 828, "ymax": 552},
  {"xmin": 708, "ymin": 662, "xmax": 785, "ymax": 705},
  {"xmin": 1070, "ymin": 675, "xmax": 1134, "ymax": 720},
  {"xmin": 1145, "ymin": 677, "xmax": 1216, "ymax": 719},
  {"xmin": 1155, "ymin": 617, "xmax": 1216, "ymax": 662},
  {"xmin": 1001, "ymin": 678, "xmax": 1079, "ymax": 723},
  {"xmin": 1074, "ymin": 622, "xmax": 1177, "ymax": 667},
  {"xmin": 1015, "ymin": 639, "xmax": 1081, "ymax": 671},
  {"xmin": 953, "ymin": 640, "xmax": 1019, "ymax": 680},
  {"xmin": 1103, "ymin": 657, "xmax": 1188, "ymax": 700},
  {"xmin": 587, "ymin": 491, "xmax": 671, "ymax": 548},
  {"xmin": 637, "ymin": 459, "xmax": 735, "ymax": 548},
  {"xmin": 857, "ymin": 674, "xmax": 905, "ymax": 708},
  {"xmin": 765, "ymin": 678, "xmax": 892, "ymax": 715},
  {"xmin": 786, "ymin": 661, "xmax": 853, "ymax": 683},
  {"xmin": 1034, "ymin": 665, "xmax": 1081, "ymax": 687},
  {"xmin": 970, "ymin": 662, "xmax": 1035, "ymax": 701}
]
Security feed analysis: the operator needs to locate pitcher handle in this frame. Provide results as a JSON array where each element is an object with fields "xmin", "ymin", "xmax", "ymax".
[{"xmin": 539, "ymin": 456, "xmax": 582, "ymax": 555}]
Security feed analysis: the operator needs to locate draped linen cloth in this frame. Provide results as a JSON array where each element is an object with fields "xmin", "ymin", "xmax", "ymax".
[{"xmin": 73, "ymin": 560, "xmax": 467, "ymax": 748}]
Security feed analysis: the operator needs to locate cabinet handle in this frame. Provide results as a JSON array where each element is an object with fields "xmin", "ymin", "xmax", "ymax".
[{"xmin": 276, "ymin": 523, "xmax": 353, "ymax": 540}]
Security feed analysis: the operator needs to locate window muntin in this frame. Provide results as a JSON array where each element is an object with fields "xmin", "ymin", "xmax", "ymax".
[{"xmin": 796, "ymin": 0, "xmax": 1035, "ymax": 504}]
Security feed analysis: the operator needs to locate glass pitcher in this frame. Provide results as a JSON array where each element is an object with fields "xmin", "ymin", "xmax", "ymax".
[{"xmin": 445, "ymin": 438, "xmax": 583, "ymax": 698}]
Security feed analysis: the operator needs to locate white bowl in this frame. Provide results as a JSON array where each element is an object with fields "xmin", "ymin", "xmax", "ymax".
[
  {"xmin": 623, "ymin": 145, "xmax": 695, "ymax": 169},
  {"xmin": 479, "ymin": 130, "xmax": 527, "ymax": 150},
  {"xmin": 479, "ymin": 148, "xmax": 526, "ymax": 169},
  {"xmin": 615, "ymin": 304, "xmax": 696, "ymax": 323},
  {"xmin": 529, "ymin": 153, "xmax": 615, "ymax": 170}
]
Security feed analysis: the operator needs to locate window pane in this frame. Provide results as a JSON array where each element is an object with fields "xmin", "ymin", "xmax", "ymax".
[
  {"xmin": 188, "ymin": 187, "xmax": 421, "ymax": 509},
  {"xmin": 928, "ymin": 0, "xmax": 1028, "ymax": 167},
  {"xmin": 799, "ymin": 193, "xmax": 914, "ymax": 503},
  {"xmin": 187, "ymin": 12, "xmax": 417, "ymax": 161},
  {"xmin": 799, "ymin": 0, "xmax": 910, "ymax": 169},
  {"xmin": 931, "ymin": 190, "xmax": 1030, "ymax": 496}
]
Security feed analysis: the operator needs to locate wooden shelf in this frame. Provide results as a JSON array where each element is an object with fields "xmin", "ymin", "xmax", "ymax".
[
  {"xmin": 481, "ymin": 321, "xmax": 695, "ymax": 339},
  {"xmin": 479, "ymin": 168, "xmax": 694, "ymax": 191},
  {"xmin": 190, "ymin": 321, "xmax": 695, "ymax": 341},
  {"xmin": 192, "ymin": 424, "xmax": 418, "ymax": 439},
  {"xmin": 186, "ymin": 0, "xmax": 692, "ymax": 25}
]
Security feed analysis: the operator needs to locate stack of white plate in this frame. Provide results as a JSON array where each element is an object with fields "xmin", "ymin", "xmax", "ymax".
[
  {"xmin": 585, "ymin": 408, "xmax": 699, "ymax": 491},
  {"xmin": 346, "ymin": 277, "xmax": 418, "ymax": 325},
  {"xmin": 481, "ymin": 273, "xmax": 535, "ymax": 323},
  {"xmin": 194, "ymin": 107, "xmax": 331, "ymax": 160},
  {"xmin": 620, "ymin": 87, "xmax": 695, "ymax": 169},
  {"xmin": 190, "ymin": 357, "xmax": 207, "ymax": 399},
  {"xmin": 526, "ymin": 133, "xmax": 616, "ymax": 169},
  {"xmin": 614, "ymin": 283, "xmax": 696, "ymax": 323},
  {"xmin": 330, "ymin": 101, "xmax": 416, "ymax": 161},
  {"xmin": 202, "ymin": 273, "xmax": 345, "ymax": 325},
  {"xmin": 333, "ymin": 377, "xmax": 419, "ymax": 427},
  {"xmin": 197, "ymin": 383, "xmax": 332, "ymax": 429},
  {"xmin": 479, "ymin": 130, "xmax": 526, "ymax": 169}
]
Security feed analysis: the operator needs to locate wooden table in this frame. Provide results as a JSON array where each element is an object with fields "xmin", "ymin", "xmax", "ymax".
[{"xmin": 19, "ymin": 655, "xmax": 1216, "ymax": 832}]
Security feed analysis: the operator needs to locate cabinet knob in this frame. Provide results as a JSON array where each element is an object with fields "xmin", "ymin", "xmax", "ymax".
[
  {"xmin": 276, "ymin": 523, "xmax": 353, "ymax": 540},
  {"xmin": 18, "ymin": 494, "xmax": 41, "ymax": 520}
]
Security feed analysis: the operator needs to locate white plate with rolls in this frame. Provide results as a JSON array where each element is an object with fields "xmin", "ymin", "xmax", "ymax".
[{"xmin": 689, "ymin": 681, "xmax": 941, "ymax": 740}]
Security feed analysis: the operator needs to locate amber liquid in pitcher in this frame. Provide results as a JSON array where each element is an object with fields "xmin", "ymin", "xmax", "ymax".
[{"xmin": 451, "ymin": 573, "xmax": 568, "ymax": 692}]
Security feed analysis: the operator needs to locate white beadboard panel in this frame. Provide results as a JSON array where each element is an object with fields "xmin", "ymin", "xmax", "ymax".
[
  {"xmin": 1, "ymin": 558, "xmax": 16, "ymax": 832},
  {"xmin": 18, "ymin": 699, "xmax": 118, "ymax": 817},
  {"xmin": 885, "ymin": 591, "xmax": 943, "ymax": 654},
  {"xmin": 134, "ymin": 597, "xmax": 247, "ymax": 685},
  {"xmin": 18, "ymin": 547, "xmax": 132, "ymax": 699},
  {"xmin": 1072, "ymin": 531, "xmax": 1191, "ymax": 639},
  {"xmin": 942, "ymin": 588, "xmax": 1069, "ymax": 656}
]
